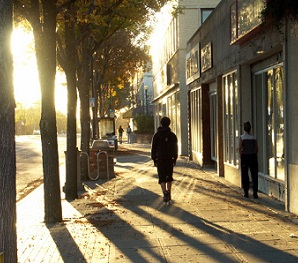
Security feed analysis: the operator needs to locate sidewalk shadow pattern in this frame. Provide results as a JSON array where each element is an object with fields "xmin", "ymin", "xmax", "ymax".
[{"xmin": 17, "ymin": 144, "xmax": 298, "ymax": 262}]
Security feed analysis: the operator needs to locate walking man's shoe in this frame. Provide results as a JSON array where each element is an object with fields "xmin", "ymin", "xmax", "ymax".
[{"xmin": 163, "ymin": 191, "xmax": 169, "ymax": 202}]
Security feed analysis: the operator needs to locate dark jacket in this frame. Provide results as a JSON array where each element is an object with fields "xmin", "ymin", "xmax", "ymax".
[{"xmin": 151, "ymin": 126, "xmax": 178, "ymax": 162}]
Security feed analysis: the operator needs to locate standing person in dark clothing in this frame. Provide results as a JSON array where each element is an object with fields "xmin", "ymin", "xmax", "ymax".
[
  {"xmin": 151, "ymin": 117, "xmax": 178, "ymax": 203},
  {"xmin": 118, "ymin": 125, "xmax": 124, "ymax": 144},
  {"xmin": 239, "ymin": 121, "xmax": 259, "ymax": 198}
]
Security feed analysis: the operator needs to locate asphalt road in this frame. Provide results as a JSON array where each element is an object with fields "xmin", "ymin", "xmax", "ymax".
[{"xmin": 16, "ymin": 134, "xmax": 68, "ymax": 202}]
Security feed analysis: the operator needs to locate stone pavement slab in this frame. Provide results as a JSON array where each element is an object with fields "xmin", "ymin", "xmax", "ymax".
[{"xmin": 17, "ymin": 143, "xmax": 298, "ymax": 263}]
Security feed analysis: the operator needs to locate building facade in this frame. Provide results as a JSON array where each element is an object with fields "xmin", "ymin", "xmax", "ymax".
[
  {"xmin": 151, "ymin": 0, "xmax": 221, "ymax": 155},
  {"xmin": 187, "ymin": 0, "xmax": 298, "ymax": 214}
]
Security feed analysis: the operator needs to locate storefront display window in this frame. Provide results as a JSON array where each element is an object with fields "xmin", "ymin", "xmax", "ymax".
[
  {"xmin": 210, "ymin": 91, "xmax": 218, "ymax": 161},
  {"xmin": 254, "ymin": 66, "xmax": 284, "ymax": 181},
  {"xmin": 190, "ymin": 88, "xmax": 202, "ymax": 154},
  {"xmin": 223, "ymin": 71, "xmax": 239, "ymax": 166},
  {"xmin": 167, "ymin": 92, "xmax": 180, "ymax": 142}
]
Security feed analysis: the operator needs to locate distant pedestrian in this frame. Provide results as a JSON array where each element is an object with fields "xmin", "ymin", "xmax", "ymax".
[
  {"xmin": 151, "ymin": 117, "xmax": 178, "ymax": 203},
  {"xmin": 118, "ymin": 125, "xmax": 124, "ymax": 144},
  {"xmin": 127, "ymin": 125, "xmax": 132, "ymax": 144},
  {"xmin": 239, "ymin": 121, "xmax": 259, "ymax": 198}
]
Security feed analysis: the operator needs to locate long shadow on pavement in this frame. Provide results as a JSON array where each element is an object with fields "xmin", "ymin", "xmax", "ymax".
[
  {"xmin": 68, "ymin": 151, "xmax": 298, "ymax": 262},
  {"xmin": 71, "ymin": 178, "xmax": 298, "ymax": 262},
  {"xmin": 47, "ymin": 224, "xmax": 87, "ymax": 263}
]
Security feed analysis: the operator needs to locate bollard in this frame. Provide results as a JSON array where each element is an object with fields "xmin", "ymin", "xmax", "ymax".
[{"xmin": 0, "ymin": 252, "xmax": 4, "ymax": 263}]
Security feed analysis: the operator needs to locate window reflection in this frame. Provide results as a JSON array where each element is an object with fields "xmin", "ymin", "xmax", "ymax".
[
  {"xmin": 223, "ymin": 71, "xmax": 239, "ymax": 166},
  {"xmin": 275, "ymin": 68, "xmax": 284, "ymax": 180},
  {"xmin": 255, "ymin": 66, "xmax": 284, "ymax": 181},
  {"xmin": 191, "ymin": 88, "xmax": 202, "ymax": 154},
  {"xmin": 266, "ymin": 70, "xmax": 275, "ymax": 177},
  {"xmin": 230, "ymin": 0, "xmax": 264, "ymax": 43}
]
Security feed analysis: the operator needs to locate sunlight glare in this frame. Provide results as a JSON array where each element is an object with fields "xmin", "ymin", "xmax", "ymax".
[
  {"xmin": 55, "ymin": 73, "xmax": 67, "ymax": 114},
  {"xmin": 148, "ymin": 2, "xmax": 173, "ymax": 60},
  {"xmin": 12, "ymin": 27, "xmax": 40, "ymax": 106},
  {"xmin": 12, "ymin": 27, "xmax": 68, "ymax": 114}
]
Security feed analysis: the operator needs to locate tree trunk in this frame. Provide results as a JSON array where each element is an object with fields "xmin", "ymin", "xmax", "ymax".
[
  {"xmin": 77, "ymin": 39, "xmax": 92, "ymax": 181},
  {"xmin": 33, "ymin": 0, "xmax": 62, "ymax": 223},
  {"xmin": 0, "ymin": 0, "xmax": 17, "ymax": 261},
  {"xmin": 78, "ymin": 82, "xmax": 91, "ymax": 181},
  {"xmin": 64, "ymin": 16, "xmax": 78, "ymax": 200}
]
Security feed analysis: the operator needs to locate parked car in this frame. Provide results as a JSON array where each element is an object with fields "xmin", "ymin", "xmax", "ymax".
[{"xmin": 32, "ymin": 130, "xmax": 40, "ymax": 135}]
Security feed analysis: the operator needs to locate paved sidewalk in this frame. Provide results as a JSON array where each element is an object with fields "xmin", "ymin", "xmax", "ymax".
[{"xmin": 17, "ymin": 143, "xmax": 298, "ymax": 263}]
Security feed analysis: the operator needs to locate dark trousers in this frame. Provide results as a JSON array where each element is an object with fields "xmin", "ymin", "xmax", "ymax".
[
  {"xmin": 241, "ymin": 154, "xmax": 258, "ymax": 195},
  {"xmin": 157, "ymin": 159, "xmax": 174, "ymax": 184}
]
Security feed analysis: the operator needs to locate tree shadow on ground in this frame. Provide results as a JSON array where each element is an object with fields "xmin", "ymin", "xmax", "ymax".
[
  {"xmin": 69, "ymin": 181, "xmax": 298, "ymax": 263},
  {"xmin": 46, "ymin": 145, "xmax": 298, "ymax": 262}
]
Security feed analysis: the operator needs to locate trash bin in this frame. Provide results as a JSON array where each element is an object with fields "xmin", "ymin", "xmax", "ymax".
[{"xmin": 89, "ymin": 140, "xmax": 115, "ymax": 179}]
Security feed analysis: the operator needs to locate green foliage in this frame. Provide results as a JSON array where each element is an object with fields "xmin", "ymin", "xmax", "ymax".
[
  {"xmin": 15, "ymin": 102, "xmax": 67, "ymax": 135},
  {"xmin": 94, "ymin": 29, "xmax": 149, "ymax": 115},
  {"xmin": 15, "ymin": 102, "xmax": 41, "ymax": 135},
  {"xmin": 133, "ymin": 114, "xmax": 154, "ymax": 134},
  {"xmin": 56, "ymin": 111, "xmax": 67, "ymax": 134},
  {"xmin": 262, "ymin": 0, "xmax": 298, "ymax": 28},
  {"xmin": 55, "ymin": 0, "xmax": 171, "ymax": 124}
]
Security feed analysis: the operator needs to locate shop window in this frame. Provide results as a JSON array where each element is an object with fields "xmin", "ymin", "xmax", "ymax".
[
  {"xmin": 176, "ymin": 92, "xmax": 181, "ymax": 142},
  {"xmin": 167, "ymin": 92, "xmax": 180, "ymax": 139},
  {"xmin": 254, "ymin": 66, "xmax": 284, "ymax": 181},
  {"xmin": 210, "ymin": 92, "xmax": 218, "ymax": 161},
  {"xmin": 166, "ymin": 64, "xmax": 172, "ymax": 86},
  {"xmin": 201, "ymin": 42, "xmax": 212, "ymax": 73},
  {"xmin": 190, "ymin": 88, "xmax": 202, "ymax": 154},
  {"xmin": 186, "ymin": 57, "xmax": 191, "ymax": 80},
  {"xmin": 223, "ymin": 71, "xmax": 239, "ymax": 166},
  {"xmin": 167, "ymin": 94, "xmax": 175, "ymax": 134},
  {"xmin": 230, "ymin": 0, "xmax": 264, "ymax": 44},
  {"xmin": 192, "ymin": 50, "xmax": 199, "ymax": 75},
  {"xmin": 186, "ymin": 47, "xmax": 200, "ymax": 85}
]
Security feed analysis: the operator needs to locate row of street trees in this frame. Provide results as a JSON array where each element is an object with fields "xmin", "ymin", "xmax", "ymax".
[
  {"xmin": 15, "ymin": 102, "xmax": 67, "ymax": 135},
  {"xmin": 1, "ymin": 0, "xmax": 171, "ymax": 261}
]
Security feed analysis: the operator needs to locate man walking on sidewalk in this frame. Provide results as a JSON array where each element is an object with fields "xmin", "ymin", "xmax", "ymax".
[{"xmin": 151, "ymin": 117, "xmax": 178, "ymax": 203}]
